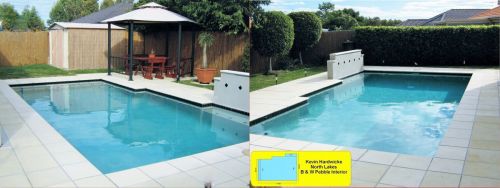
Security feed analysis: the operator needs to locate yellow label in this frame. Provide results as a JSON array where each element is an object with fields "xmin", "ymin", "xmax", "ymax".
[{"xmin": 251, "ymin": 151, "xmax": 351, "ymax": 187}]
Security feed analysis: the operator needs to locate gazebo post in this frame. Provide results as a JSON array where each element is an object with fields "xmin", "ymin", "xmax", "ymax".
[
  {"xmin": 190, "ymin": 31, "xmax": 195, "ymax": 77},
  {"xmin": 176, "ymin": 23, "xmax": 182, "ymax": 82},
  {"xmin": 165, "ymin": 25, "xmax": 169, "ymax": 56},
  {"xmin": 128, "ymin": 22, "xmax": 134, "ymax": 81},
  {"xmin": 107, "ymin": 23, "xmax": 111, "ymax": 76}
]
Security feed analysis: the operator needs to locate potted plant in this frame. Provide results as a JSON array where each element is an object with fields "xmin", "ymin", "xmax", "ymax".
[
  {"xmin": 148, "ymin": 49, "xmax": 156, "ymax": 58},
  {"xmin": 196, "ymin": 32, "xmax": 217, "ymax": 84}
]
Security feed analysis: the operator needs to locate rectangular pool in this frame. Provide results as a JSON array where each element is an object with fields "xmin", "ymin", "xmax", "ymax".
[
  {"xmin": 13, "ymin": 81, "xmax": 248, "ymax": 173},
  {"xmin": 251, "ymin": 72, "xmax": 470, "ymax": 156}
]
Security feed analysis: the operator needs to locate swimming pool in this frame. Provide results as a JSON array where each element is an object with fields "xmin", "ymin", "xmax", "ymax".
[
  {"xmin": 251, "ymin": 72, "xmax": 470, "ymax": 156},
  {"xmin": 13, "ymin": 81, "xmax": 248, "ymax": 173}
]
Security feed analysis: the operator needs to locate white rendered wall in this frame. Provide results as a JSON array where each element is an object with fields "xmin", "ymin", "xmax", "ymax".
[
  {"xmin": 213, "ymin": 70, "xmax": 249, "ymax": 113},
  {"xmin": 327, "ymin": 49, "xmax": 364, "ymax": 79}
]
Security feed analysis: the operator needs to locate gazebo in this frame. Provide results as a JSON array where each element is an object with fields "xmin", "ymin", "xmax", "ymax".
[{"xmin": 102, "ymin": 2, "xmax": 198, "ymax": 82}]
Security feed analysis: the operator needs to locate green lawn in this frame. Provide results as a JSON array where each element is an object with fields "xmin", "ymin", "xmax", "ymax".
[
  {"xmin": 250, "ymin": 66, "xmax": 327, "ymax": 91},
  {"xmin": 177, "ymin": 79, "xmax": 214, "ymax": 90},
  {"xmin": 0, "ymin": 64, "xmax": 107, "ymax": 79}
]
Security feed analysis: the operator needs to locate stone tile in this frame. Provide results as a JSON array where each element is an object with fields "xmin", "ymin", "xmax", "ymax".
[
  {"xmin": 74, "ymin": 175, "xmax": 117, "ymax": 188},
  {"xmin": 351, "ymin": 161, "xmax": 389, "ymax": 182},
  {"xmin": 44, "ymin": 141, "xmax": 76, "ymax": 154},
  {"xmin": 428, "ymin": 158, "xmax": 464, "ymax": 174},
  {"xmin": 0, "ymin": 148, "xmax": 24, "ymax": 177},
  {"xmin": 213, "ymin": 159, "xmax": 248, "ymax": 178},
  {"xmin": 52, "ymin": 151, "xmax": 87, "ymax": 165},
  {"xmin": 301, "ymin": 142, "xmax": 337, "ymax": 151},
  {"xmin": 185, "ymin": 165, "xmax": 234, "ymax": 185},
  {"xmin": 440, "ymin": 137, "xmax": 469, "ymax": 147},
  {"xmin": 460, "ymin": 175, "xmax": 500, "ymax": 187},
  {"xmin": 214, "ymin": 179, "xmax": 247, "ymax": 188},
  {"xmin": 138, "ymin": 161, "xmax": 181, "ymax": 179},
  {"xmin": 376, "ymin": 183, "xmax": 398, "ymax": 187},
  {"xmin": 47, "ymin": 181, "xmax": 77, "ymax": 188},
  {"xmin": 124, "ymin": 180, "xmax": 162, "ymax": 188},
  {"xmin": 273, "ymin": 139, "xmax": 311, "ymax": 150},
  {"xmin": 26, "ymin": 167, "xmax": 72, "ymax": 187},
  {"xmin": 350, "ymin": 179, "xmax": 377, "ymax": 187},
  {"xmin": 250, "ymin": 136, "xmax": 286, "ymax": 148},
  {"xmin": 359, "ymin": 150, "xmax": 398, "ymax": 165},
  {"xmin": 167, "ymin": 156, "xmax": 207, "ymax": 171},
  {"xmin": 420, "ymin": 171, "xmax": 460, "ymax": 187},
  {"xmin": 156, "ymin": 172, "xmax": 203, "ymax": 188},
  {"xmin": 469, "ymin": 139, "xmax": 500, "ymax": 150},
  {"xmin": 471, "ymin": 126, "xmax": 500, "ymax": 141},
  {"xmin": 435, "ymin": 146, "xmax": 467, "ymax": 160},
  {"xmin": 452, "ymin": 114, "xmax": 475, "ymax": 122},
  {"xmin": 0, "ymin": 174, "xmax": 31, "ymax": 187},
  {"xmin": 192, "ymin": 150, "xmax": 231, "ymax": 164},
  {"xmin": 236, "ymin": 155, "xmax": 249, "ymax": 165},
  {"xmin": 249, "ymin": 134, "xmax": 264, "ymax": 142},
  {"xmin": 392, "ymin": 154, "xmax": 432, "ymax": 170},
  {"xmin": 335, "ymin": 146, "xmax": 367, "ymax": 161},
  {"xmin": 466, "ymin": 148, "xmax": 500, "ymax": 164},
  {"xmin": 449, "ymin": 121, "xmax": 474, "ymax": 130},
  {"xmin": 463, "ymin": 161, "xmax": 500, "ymax": 179},
  {"xmin": 106, "ymin": 168, "xmax": 152, "ymax": 187},
  {"xmin": 62, "ymin": 162, "xmax": 101, "ymax": 180},
  {"xmin": 475, "ymin": 116, "xmax": 500, "ymax": 124},
  {"xmin": 213, "ymin": 145, "xmax": 245, "ymax": 158},
  {"xmin": 445, "ymin": 128, "xmax": 472, "ymax": 139},
  {"xmin": 15, "ymin": 145, "xmax": 59, "ymax": 172},
  {"xmin": 250, "ymin": 145, "xmax": 279, "ymax": 151},
  {"xmin": 379, "ymin": 167, "xmax": 425, "ymax": 187}
]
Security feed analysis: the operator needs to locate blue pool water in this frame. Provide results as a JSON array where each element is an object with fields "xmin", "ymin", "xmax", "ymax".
[
  {"xmin": 251, "ymin": 72, "xmax": 470, "ymax": 156},
  {"xmin": 14, "ymin": 82, "xmax": 248, "ymax": 173}
]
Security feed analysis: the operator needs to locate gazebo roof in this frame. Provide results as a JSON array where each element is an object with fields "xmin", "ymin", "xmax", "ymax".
[{"xmin": 102, "ymin": 2, "xmax": 196, "ymax": 24}]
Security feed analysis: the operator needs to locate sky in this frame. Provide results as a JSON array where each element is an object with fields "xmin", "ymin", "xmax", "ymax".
[
  {"xmin": 0, "ymin": 0, "xmax": 498, "ymax": 24},
  {"xmin": 265, "ymin": 0, "xmax": 499, "ymax": 20}
]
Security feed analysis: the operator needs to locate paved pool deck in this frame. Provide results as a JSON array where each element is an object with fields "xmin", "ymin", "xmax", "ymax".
[
  {"xmin": 250, "ymin": 66, "xmax": 500, "ymax": 187},
  {"xmin": 0, "ymin": 73, "xmax": 249, "ymax": 188}
]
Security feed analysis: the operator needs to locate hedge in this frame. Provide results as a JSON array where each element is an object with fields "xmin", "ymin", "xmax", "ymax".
[
  {"xmin": 355, "ymin": 26, "xmax": 500, "ymax": 66},
  {"xmin": 252, "ymin": 11, "xmax": 294, "ymax": 58}
]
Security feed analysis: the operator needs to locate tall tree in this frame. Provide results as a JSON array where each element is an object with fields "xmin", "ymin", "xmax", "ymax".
[
  {"xmin": 289, "ymin": 12, "xmax": 322, "ymax": 65},
  {"xmin": 135, "ymin": 0, "xmax": 269, "ymax": 34},
  {"xmin": 100, "ymin": 0, "xmax": 115, "ymax": 10},
  {"xmin": 48, "ymin": 0, "xmax": 98, "ymax": 25},
  {"xmin": 0, "ymin": 3, "xmax": 19, "ymax": 31},
  {"xmin": 22, "ymin": 7, "xmax": 45, "ymax": 31}
]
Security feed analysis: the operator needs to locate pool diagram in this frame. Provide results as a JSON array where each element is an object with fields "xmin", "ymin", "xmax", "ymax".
[{"xmin": 258, "ymin": 153, "xmax": 298, "ymax": 181}]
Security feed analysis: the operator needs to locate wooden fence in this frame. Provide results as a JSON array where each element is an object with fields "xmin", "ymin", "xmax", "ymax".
[
  {"xmin": 144, "ymin": 31, "xmax": 248, "ymax": 73},
  {"xmin": 250, "ymin": 30, "xmax": 355, "ymax": 74},
  {"xmin": 0, "ymin": 32, "xmax": 49, "ymax": 66}
]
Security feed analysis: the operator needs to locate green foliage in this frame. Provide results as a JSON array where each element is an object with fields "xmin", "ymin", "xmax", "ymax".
[
  {"xmin": 241, "ymin": 44, "xmax": 250, "ymax": 72},
  {"xmin": 0, "ymin": 3, "xmax": 19, "ymax": 31},
  {"xmin": 289, "ymin": 12, "xmax": 322, "ymax": 51},
  {"xmin": 48, "ymin": 0, "xmax": 98, "ymax": 25},
  {"xmin": 135, "ymin": 0, "xmax": 269, "ymax": 34},
  {"xmin": 316, "ymin": 2, "xmax": 401, "ymax": 31},
  {"xmin": 100, "ymin": 0, "xmax": 115, "ymax": 10},
  {"xmin": 355, "ymin": 26, "xmax": 500, "ymax": 66},
  {"xmin": 252, "ymin": 11, "xmax": 294, "ymax": 58},
  {"xmin": 21, "ymin": 6, "xmax": 45, "ymax": 31},
  {"xmin": 198, "ymin": 32, "xmax": 215, "ymax": 47},
  {"xmin": 274, "ymin": 54, "xmax": 301, "ymax": 70}
]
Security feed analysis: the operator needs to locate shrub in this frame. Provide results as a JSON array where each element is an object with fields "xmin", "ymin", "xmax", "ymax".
[
  {"xmin": 289, "ymin": 12, "xmax": 322, "ymax": 65},
  {"xmin": 274, "ymin": 54, "xmax": 301, "ymax": 70},
  {"xmin": 355, "ymin": 25, "xmax": 500, "ymax": 66},
  {"xmin": 252, "ymin": 11, "xmax": 294, "ymax": 72}
]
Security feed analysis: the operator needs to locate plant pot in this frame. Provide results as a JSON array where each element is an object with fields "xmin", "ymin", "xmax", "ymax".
[
  {"xmin": 196, "ymin": 68, "xmax": 217, "ymax": 84},
  {"xmin": 149, "ymin": 54, "xmax": 156, "ymax": 58}
]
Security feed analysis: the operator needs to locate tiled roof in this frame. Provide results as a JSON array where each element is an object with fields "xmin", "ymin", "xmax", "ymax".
[
  {"xmin": 424, "ymin": 9, "xmax": 488, "ymax": 25},
  {"xmin": 398, "ymin": 19, "xmax": 428, "ymax": 26},
  {"xmin": 470, "ymin": 6, "xmax": 500, "ymax": 19},
  {"xmin": 72, "ymin": 1, "xmax": 133, "ymax": 23}
]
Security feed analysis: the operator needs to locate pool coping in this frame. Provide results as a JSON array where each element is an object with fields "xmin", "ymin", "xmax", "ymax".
[
  {"xmin": 250, "ymin": 66, "xmax": 500, "ymax": 187},
  {"xmin": 0, "ymin": 73, "xmax": 250, "ymax": 187}
]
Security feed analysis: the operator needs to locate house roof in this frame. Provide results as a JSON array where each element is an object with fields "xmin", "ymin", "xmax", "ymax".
[
  {"xmin": 72, "ymin": 1, "xmax": 133, "ymax": 23},
  {"xmin": 398, "ymin": 19, "xmax": 428, "ymax": 26},
  {"xmin": 48, "ymin": 22, "xmax": 124, "ymax": 30},
  {"xmin": 102, "ymin": 2, "xmax": 196, "ymax": 24},
  {"xmin": 470, "ymin": 6, "xmax": 500, "ymax": 19},
  {"xmin": 424, "ymin": 9, "xmax": 488, "ymax": 25}
]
